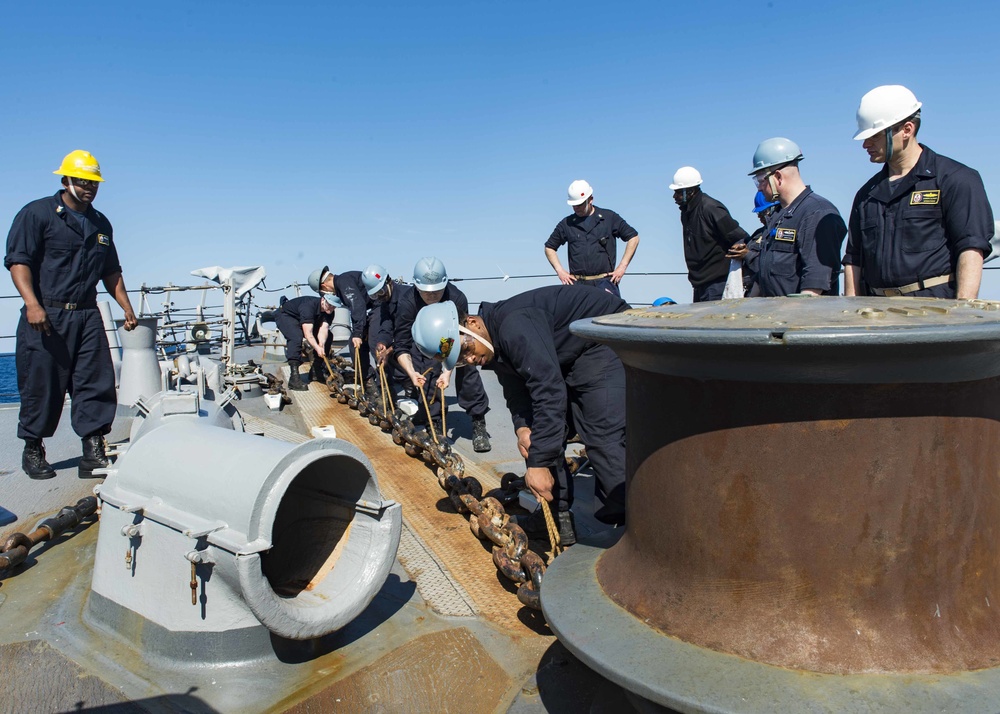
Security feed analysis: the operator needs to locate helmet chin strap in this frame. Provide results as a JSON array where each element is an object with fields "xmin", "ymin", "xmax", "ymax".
[
  {"xmin": 884, "ymin": 127, "xmax": 894, "ymax": 164},
  {"xmin": 767, "ymin": 174, "xmax": 779, "ymax": 203},
  {"xmin": 67, "ymin": 177, "xmax": 83, "ymax": 202},
  {"xmin": 458, "ymin": 325, "xmax": 494, "ymax": 356}
]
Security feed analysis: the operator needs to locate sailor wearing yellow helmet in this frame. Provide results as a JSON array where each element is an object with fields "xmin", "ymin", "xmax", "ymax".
[{"xmin": 4, "ymin": 150, "xmax": 138, "ymax": 480}]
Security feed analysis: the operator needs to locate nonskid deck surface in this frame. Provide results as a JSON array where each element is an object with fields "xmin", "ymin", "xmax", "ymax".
[{"xmin": 0, "ymin": 365, "xmax": 635, "ymax": 713}]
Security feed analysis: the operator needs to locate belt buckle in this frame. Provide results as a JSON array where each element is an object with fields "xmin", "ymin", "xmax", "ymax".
[
  {"xmin": 882, "ymin": 288, "xmax": 902, "ymax": 297},
  {"xmin": 65, "ymin": 302, "xmax": 77, "ymax": 310}
]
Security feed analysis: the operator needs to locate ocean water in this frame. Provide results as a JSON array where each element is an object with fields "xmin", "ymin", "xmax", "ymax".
[{"xmin": 0, "ymin": 354, "xmax": 16, "ymax": 404}]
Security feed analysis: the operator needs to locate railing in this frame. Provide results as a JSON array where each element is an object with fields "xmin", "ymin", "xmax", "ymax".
[{"xmin": 3, "ymin": 265, "xmax": 1000, "ymax": 351}]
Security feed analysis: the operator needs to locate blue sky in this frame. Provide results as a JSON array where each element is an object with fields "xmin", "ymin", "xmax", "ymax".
[{"xmin": 2, "ymin": 0, "xmax": 998, "ymax": 344}]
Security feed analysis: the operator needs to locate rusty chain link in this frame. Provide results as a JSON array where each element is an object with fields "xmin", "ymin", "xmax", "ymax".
[
  {"xmin": 319, "ymin": 356, "xmax": 554, "ymax": 609},
  {"xmin": 0, "ymin": 497, "xmax": 98, "ymax": 573}
]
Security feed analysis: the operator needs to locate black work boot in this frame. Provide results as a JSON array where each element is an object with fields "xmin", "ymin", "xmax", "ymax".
[
  {"xmin": 79, "ymin": 434, "xmax": 109, "ymax": 479},
  {"xmin": 22, "ymin": 438, "xmax": 56, "ymax": 480},
  {"xmin": 471, "ymin": 417, "xmax": 491, "ymax": 453},
  {"xmin": 310, "ymin": 356, "xmax": 328, "ymax": 382},
  {"xmin": 287, "ymin": 361, "xmax": 307, "ymax": 391},
  {"xmin": 510, "ymin": 508, "xmax": 576, "ymax": 547}
]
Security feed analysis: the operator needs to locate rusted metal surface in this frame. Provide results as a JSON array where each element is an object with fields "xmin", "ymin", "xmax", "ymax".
[
  {"xmin": 599, "ymin": 374, "xmax": 1000, "ymax": 674},
  {"xmin": 278, "ymin": 627, "xmax": 513, "ymax": 713},
  {"xmin": 541, "ymin": 297, "xmax": 1000, "ymax": 711},
  {"xmin": 291, "ymin": 381, "xmax": 549, "ymax": 633},
  {"xmin": 582, "ymin": 297, "xmax": 1000, "ymax": 384},
  {"xmin": 0, "ymin": 497, "xmax": 97, "ymax": 572},
  {"xmin": 305, "ymin": 359, "xmax": 561, "ymax": 613}
]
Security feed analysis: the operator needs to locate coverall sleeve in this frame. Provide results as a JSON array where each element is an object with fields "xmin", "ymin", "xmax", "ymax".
[
  {"xmin": 451, "ymin": 291, "xmax": 470, "ymax": 321},
  {"xmin": 798, "ymin": 210, "xmax": 847, "ymax": 292},
  {"xmin": 942, "ymin": 168, "xmax": 994, "ymax": 256},
  {"xmin": 544, "ymin": 222, "xmax": 567, "ymax": 251},
  {"xmin": 101, "ymin": 235, "xmax": 123, "ymax": 279},
  {"xmin": 394, "ymin": 296, "xmax": 417, "ymax": 354},
  {"xmin": 340, "ymin": 287, "xmax": 367, "ymax": 339},
  {"xmin": 493, "ymin": 368, "xmax": 533, "ymax": 434},
  {"xmin": 4, "ymin": 205, "xmax": 42, "ymax": 269},
  {"xmin": 843, "ymin": 189, "xmax": 866, "ymax": 267},
  {"xmin": 497, "ymin": 308, "xmax": 568, "ymax": 469},
  {"xmin": 611, "ymin": 212, "xmax": 639, "ymax": 241},
  {"xmin": 373, "ymin": 302, "xmax": 393, "ymax": 346}
]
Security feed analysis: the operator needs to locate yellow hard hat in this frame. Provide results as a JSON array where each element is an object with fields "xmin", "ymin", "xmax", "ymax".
[{"xmin": 53, "ymin": 150, "xmax": 105, "ymax": 182}]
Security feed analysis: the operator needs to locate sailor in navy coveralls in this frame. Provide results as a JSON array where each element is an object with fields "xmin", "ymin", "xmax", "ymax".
[
  {"xmin": 545, "ymin": 180, "xmax": 640, "ymax": 298},
  {"xmin": 411, "ymin": 285, "xmax": 630, "ymax": 546},
  {"xmin": 4, "ymin": 151, "xmax": 137, "ymax": 479},
  {"xmin": 844, "ymin": 85, "xmax": 994, "ymax": 298}
]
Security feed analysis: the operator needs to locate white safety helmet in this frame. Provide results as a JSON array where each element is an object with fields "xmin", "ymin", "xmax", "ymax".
[
  {"xmin": 669, "ymin": 166, "xmax": 703, "ymax": 191},
  {"xmin": 362, "ymin": 264, "xmax": 389, "ymax": 296},
  {"xmin": 566, "ymin": 179, "xmax": 594, "ymax": 206},
  {"xmin": 413, "ymin": 256, "xmax": 449, "ymax": 292},
  {"xmin": 854, "ymin": 85, "xmax": 922, "ymax": 141}
]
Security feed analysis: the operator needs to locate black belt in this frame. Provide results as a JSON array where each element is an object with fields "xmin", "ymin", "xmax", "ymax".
[{"xmin": 42, "ymin": 298, "xmax": 98, "ymax": 310}]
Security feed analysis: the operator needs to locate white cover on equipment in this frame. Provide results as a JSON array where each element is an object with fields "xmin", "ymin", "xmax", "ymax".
[{"xmin": 190, "ymin": 265, "xmax": 267, "ymax": 297}]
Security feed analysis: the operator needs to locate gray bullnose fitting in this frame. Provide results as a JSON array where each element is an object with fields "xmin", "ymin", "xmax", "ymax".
[
  {"xmin": 110, "ymin": 316, "xmax": 166, "ymax": 441},
  {"xmin": 116, "ymin": 316, "xmax": 165, "ymax": 409},
  {"xmin": 129, "ymin": 386, "xmax": 243, "ymax": 442},
  {"xmin": 90, "ymin": 419, "xmax": 401, "ymax": 664},
  {"xmin": 545, "ymin": 296, "xmax": 1000, "ymax": 713}
]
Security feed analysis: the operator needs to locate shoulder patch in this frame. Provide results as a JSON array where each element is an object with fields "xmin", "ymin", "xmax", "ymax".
[
  {"xmin": 97, "ymin": 234, "xmax": 110, "ymax": 246},
  {"xmin": 775, "ymin": 227, "xmax": 797, "ymax": 242},
  {"xmin": 910, "ymin": 190, "xmax": 940, "ymax": 205}
]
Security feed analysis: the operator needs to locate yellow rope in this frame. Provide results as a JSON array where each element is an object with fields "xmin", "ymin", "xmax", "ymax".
[
  {"xmin": 353, "ymin": 344, "xmax": 361, "ymax": 394},
  {"xmin": 321, "ymin": 353, "xmax": 336, "ymax": 381},
  {"xmin": 439, "ymin": 385, "xmax": 447, "ymax": 437},
  {"xmin": 540, "ymin": 499, "xmax": 563, "ymax": 559},
  {"xmin": 378, "ymin": 362, "xmax": 394, "ymax": 413},
  {"xmin": 417, "ymin": 366, "xmax": 438, "ymax": 444}
]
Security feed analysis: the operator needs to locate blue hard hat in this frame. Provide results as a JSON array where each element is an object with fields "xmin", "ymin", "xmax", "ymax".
[
  {"xmin": 749, "ymin": 137, "xmax": 803, "ymax": 175},
  {"xmin": 652, "ymin": 297, "xmax": 677, "ymax": 307},
  {"xmin": 412, "ymin": 301, "xmax": 460, "ymax": 369},
  {"xmin": 753, "ymin": 190, "xmax": 780, "ymax": 213},
  {"xmin": 413, "ymin": 257, "xmax": 449, "ymax": 292},
  {"xmin": 362, "ymin": 264, "xmax": 389, "ymax": 296}
]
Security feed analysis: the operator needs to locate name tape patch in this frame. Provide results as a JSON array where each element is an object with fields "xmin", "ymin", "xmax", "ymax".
[
  {"xmin": 97, "ymin": 234, "xmax": 110, "ymax": 246},
  {"xmin": 910, "ymin": 190, "xmax": 940, "ymax": 205},
  {"xmin": 775, "ymin": 227, "xmax": 797, "ymax": 242}
]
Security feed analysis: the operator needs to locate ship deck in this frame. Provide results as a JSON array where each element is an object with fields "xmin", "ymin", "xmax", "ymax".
[{"xmin": 0, "ymin": 353, "xmax": 641, "ymax": 714}]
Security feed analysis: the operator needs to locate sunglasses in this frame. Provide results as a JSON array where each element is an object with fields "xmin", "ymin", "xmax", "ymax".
[{"xmin": 69, "ymin": 178, "xmax": 100, "ymax": 189}]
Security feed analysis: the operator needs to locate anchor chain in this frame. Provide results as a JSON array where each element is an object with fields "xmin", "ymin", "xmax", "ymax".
[
  {"xmin": 0, "ymin": 497, "xmax": 98, "ymax": 572},
  {"xmin": 318, "ymin": 356, "xmax": 553, "ymax": 609}
]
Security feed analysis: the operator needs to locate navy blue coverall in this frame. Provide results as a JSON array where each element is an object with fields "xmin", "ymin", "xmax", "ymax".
[
  {"xmin": 371, "ymin": 282, "xmax": 411, "ymax": 395},
  {"xmin": 334, "ymin": 271, "xmax": 374, "ymax": 381},
  {"xmin": 4, "ymin": 192, "xmax": 121, "ymax": 440},
  {"xmin": 394, "ymin": 283, "xmax": 489, "ymax": 426},
  {"xmin": 479, "ymin": 285, "xmax": 629, "ymax": 523},
  {"xmin": 274, "ymin": 296, "xmax": 332, "ymax": 362},
  {"xmin": 757, "ymin": 187, "xmax": 846, "ymax": 297},
  {"xmin": 844, "ymin": 145, "xmax": 994, "ymax": 297},
  {"xmin": 546, "ymin": 206, "xmax": 638, "ymax": 297}
]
